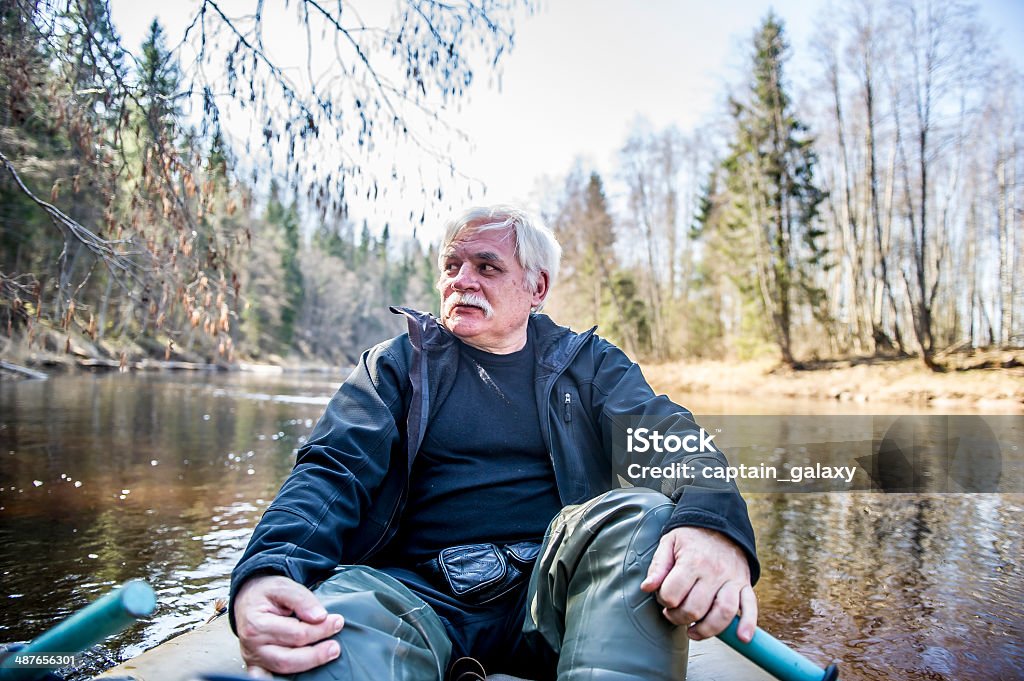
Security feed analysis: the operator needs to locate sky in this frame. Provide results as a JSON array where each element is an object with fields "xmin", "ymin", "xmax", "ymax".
[{"xmin": 109, "ymin": 0, "xmax": 1024, "ymax": 243}]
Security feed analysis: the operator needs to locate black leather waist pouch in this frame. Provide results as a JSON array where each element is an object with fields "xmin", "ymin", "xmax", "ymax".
[{"xmin": 420, "ymin": 541, "xmax": 541, "ymax": 606}]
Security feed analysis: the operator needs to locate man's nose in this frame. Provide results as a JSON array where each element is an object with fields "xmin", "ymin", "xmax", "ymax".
[{"xmin": 451, "ymin": 263, "xmax": 479, "ymax": 289}]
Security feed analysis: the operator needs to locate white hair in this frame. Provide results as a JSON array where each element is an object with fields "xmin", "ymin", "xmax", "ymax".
[{"xmin": 437, "ymin": 205, "xmax": 562, "ymax": 300}]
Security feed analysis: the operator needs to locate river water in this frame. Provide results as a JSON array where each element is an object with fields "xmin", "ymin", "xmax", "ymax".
[{"xmin": 0, "ymin": 372, "xmax": 1021, "ymax": 680}]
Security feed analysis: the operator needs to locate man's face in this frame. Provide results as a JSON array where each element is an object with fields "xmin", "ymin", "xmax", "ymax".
[{"xmin": 438, "ymin": 225, "xmax": 547, "ymax": 354}]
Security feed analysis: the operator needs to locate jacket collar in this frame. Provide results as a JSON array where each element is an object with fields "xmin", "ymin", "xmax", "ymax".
[{"xmin": 389, "ymin": 306, "xmax": 455, "ymax": 351}]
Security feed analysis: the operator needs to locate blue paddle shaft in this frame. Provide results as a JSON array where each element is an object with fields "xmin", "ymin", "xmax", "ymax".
[
  {"xmin": 717, "ymin": 616, "xmax": 837, "ymax": 681},
  {"xmin": 0, "ymin": 580, "xmax": 155, "ymax": 681}
]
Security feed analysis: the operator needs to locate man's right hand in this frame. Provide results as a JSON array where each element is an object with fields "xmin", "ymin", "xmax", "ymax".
[{"xmin": 234, "ymin": 574, "xmax": 344, "ymax": 676}]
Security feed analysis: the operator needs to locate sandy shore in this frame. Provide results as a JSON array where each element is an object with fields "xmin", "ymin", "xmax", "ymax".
[{"xmin": 645, "ymin": 353, "xmax": 1024, "ymax": 413}]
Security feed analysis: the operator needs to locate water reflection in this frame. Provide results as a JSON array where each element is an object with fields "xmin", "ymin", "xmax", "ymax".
[
  {"xmin": 0, "ymin": 372, "xmax": 330, "ymax": 677},
  {"xmin": 748, "ymin": 492, "xmax": 1024, "ymax": 681},
  {"xmin": 0, "ymin": 374, "xmax": 1021, "ymax": 680}
]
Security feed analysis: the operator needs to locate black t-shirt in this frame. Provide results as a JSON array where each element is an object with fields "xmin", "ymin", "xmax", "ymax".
[{"xmin": 386, "ymin": 334, "xmax": 564, "ymax": 563}]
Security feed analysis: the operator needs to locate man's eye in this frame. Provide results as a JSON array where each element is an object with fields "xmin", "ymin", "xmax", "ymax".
[
  {"xmin": 480, "ymin": 264, "xmax": 497, "ymax": 272},
  {"xmin": 444, "ymin": 263, "xmax": 458, "ymax": 273}
]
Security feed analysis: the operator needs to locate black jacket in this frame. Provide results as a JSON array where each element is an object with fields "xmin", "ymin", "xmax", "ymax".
[{"xmin": 230, "ymin": 308, "xmax": 759, "ymax": 627}]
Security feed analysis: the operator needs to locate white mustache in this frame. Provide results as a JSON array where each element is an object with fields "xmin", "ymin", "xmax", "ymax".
[{"xmin": 444, "ymin": 292, "xmax": 494, "ymax": 319}]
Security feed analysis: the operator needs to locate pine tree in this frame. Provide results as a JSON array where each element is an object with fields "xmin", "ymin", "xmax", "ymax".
[
  {"xmin": 138, "ymin": 19, "xmax": 181, "ymax": 139},
  {"xmin": 550, "ymin": 170, "xmax": 615, "ymax": 323},
  {"xmin": 581, "ymin": 173, "xmax": 617, "ymax": 311},
  {"xmin": 279, "ymin": 198, "xmax": 303, "ymax": 347},
  {"xmin": 712, "ymin": 13, "xmax": 827, "ymax": 367},
  {"xmin": 258, "ymin": 181, "xmax": 303, "ymax": 350}
]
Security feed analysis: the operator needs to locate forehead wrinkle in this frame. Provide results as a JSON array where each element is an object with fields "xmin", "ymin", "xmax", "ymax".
[{"xmin": 442, "ymin": 247, "xmax": 507, "ymax": 265}]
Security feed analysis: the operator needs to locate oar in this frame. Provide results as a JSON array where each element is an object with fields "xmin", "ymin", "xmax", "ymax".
[
  {"xmin": 0, "ymin": 580, "xmax": 156, "ymax": 681},
  {"xmin": 717, "ymin": 615, "xmax": 839, "ymax": 681}
]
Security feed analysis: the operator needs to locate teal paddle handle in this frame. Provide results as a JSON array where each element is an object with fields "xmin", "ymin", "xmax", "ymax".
[
  {"xmin": 717, "ymin": 615, "xmax": 839, "ymax": 681},
  {"xmin": 0, "ymin": 580, "xmax": 156, "ymax": 680}
]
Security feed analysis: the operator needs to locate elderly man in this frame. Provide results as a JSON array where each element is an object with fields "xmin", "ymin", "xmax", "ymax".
[{"xmin": 230, "ymin": 206, "xmax": 759, "ymax": 680}]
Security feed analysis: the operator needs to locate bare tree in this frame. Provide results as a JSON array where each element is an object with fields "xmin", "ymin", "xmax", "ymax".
[
  {"xmin": 989, "ymin": 73, "xmax": 1022, "ymax": 346},
  {"xmin": 618, "ymin": 121, "xmax": 697, "ymax": 358},
  {"xmin": 889, "ymin": 0, "xmax": 988, "ymax": 369},
  {"xmin": 814, "ymin": 0, "xmax": 912, "ymax": 356},
  {"xmin": 851, "ymin": 1, "xmax": 909, "ymax": 355}
]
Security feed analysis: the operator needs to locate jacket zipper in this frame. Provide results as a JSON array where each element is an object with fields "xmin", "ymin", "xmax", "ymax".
[
  {"xmin": 563, "ymin": 392, "xmax": 572, "ymax": 422},
  {"xmin": 540, "ymin": 328, "xmax": 595, "ymax": 502}
]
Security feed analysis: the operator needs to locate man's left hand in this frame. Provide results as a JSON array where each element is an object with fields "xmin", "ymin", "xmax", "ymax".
[{"xmin": 640, "ymin": 527, "xmax": 757, "ymax": 642}]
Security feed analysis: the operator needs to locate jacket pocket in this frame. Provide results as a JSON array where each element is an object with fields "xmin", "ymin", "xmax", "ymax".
[{"xmin": 556, "ymin": 384, "xmax": 590, "ymax": 500}]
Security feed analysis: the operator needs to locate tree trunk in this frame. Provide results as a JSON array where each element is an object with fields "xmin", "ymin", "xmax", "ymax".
[
  {"xmin": 998, "ymin": 145, "xmax": 1014, "ymax": 346},
  {"xmin": 97, "ymin": 274, "xmax": 113, "ymax": 342}
]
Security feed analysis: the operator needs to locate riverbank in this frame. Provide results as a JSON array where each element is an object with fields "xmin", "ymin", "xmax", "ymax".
[
  {"xmin": 3, "ymin": 332, "xmax": 1022, "ymax": 412},
  {"xmin": 646, "ymin": 351, "xmax": 1024, "ymax": 412},
  {"xmin": 0, "ymin": 329, "xmax": 337, "ymax": 379}
]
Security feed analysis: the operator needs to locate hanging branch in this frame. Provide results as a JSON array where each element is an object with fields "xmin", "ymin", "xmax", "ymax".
[{"xmin": 0, "ymin": 149, "xmax": 148, "ymax": 289}]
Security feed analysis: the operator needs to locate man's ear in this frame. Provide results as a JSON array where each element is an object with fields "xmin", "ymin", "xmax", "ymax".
[{"xmin": 531, "ymin": 271, "xmax": 550, "ymax": 307}]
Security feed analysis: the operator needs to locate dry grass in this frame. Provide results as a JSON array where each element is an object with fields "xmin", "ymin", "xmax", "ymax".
[{"xmin": 645, "ymin": 351, "xmax": 1024, "ymax": 413}]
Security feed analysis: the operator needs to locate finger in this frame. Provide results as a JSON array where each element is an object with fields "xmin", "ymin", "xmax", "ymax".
[
  {"xmin": 245, "ymin": 666, "xmax": 273, "ymax": 679},
  {"xmin": 641, "ymin": 536, "xmax": 677, "ymax": 592},
  {"xmin": 688, "ymin": 582, "xmax": 740, "ymax": 640},
  {"xmin": 290, "ymin": 595, "xmax": 329, "ymax": 624},
  {"xmin": 662, "ymin": 578, "xmax": 714, "ymax": 629},
  {"xmin": 655, "ymin": 562, "xmax": 697, "ymax": 610},
  {"xmin": 253, "ymin": 639, "xmax": 342, "ymax": 675},
  {"xmin": 248, "ymin": 611, "xmax": 344, "ymax": 648},
  {"xmin": 267, "ymin": 581, "xmax": 328, "ymax": 624},
  {"xmin": 737, "ymin": 585, "xmax": 759, "ymax": 643}
]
